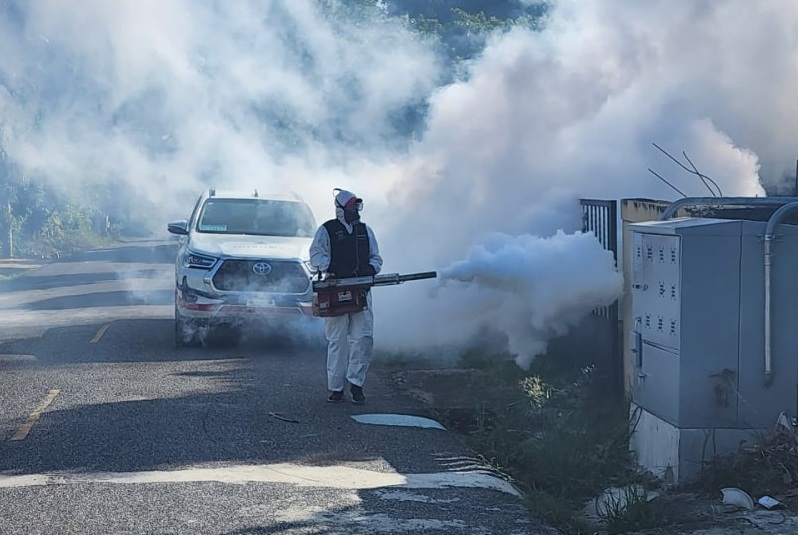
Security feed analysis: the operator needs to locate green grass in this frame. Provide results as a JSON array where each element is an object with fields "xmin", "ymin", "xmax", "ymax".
[
  {"xmin": 375, "ymin": 349, "xmax": 458, "ymax": 370},
  {"xmin": 435, "ymin": 348, "xmax": 659, "ymax": 534}
]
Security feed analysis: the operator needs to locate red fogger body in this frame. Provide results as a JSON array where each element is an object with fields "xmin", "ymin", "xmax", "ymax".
[{"xmin": 311, "ymin": 271, "xmax": 437, "ymax": 317}]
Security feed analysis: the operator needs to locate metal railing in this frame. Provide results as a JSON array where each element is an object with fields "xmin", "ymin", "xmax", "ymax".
[
  {"xmin": 581, "ymin": 199, "xmax": 618, "ymax": 320},
  {"xmin": 580, "ymin": 198, "xmax": 621, "ymax": 393}
]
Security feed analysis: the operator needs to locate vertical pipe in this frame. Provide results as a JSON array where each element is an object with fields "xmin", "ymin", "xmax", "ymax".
[
  {"xmin": 764, "ymin": 236, "xmax": 773, "ymax": 375},
  {"xmin": 610, "ymin": 201, "xmax": 618, "ymax": 266},
  {"xmin": 763, "ymin": 201, "xmax": 798, "ymax": 379}
]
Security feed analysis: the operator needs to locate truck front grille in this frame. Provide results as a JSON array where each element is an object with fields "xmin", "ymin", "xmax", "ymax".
[{"xmin": 213, "ymin": 260, "xmax": 310, "ymax": 293}]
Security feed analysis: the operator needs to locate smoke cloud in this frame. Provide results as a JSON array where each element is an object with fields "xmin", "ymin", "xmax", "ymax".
[
  {"xmin": 0, "ymin": 0, "xmax": 441, "ymax": 219},
  {"xmin": 3, "ymin": 0, "xmax": 797, "ymax": 364},
  {"xmin": 436, "ymin": 231, "xmax": 623, "ymax": 366},
  {"xmin": 372, "ymin": 0, "xmax": 785, "ymax": 361}
]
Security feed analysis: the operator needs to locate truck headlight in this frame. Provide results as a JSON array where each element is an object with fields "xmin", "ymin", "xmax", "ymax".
[{"xmin": 184, "ymin": 252, "xmax": 217, "ymax": 269}]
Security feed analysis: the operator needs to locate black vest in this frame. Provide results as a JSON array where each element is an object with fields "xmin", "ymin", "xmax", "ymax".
[{"xmin": 324, "ymin": 219, "xmax": 371, "ymax": 277}]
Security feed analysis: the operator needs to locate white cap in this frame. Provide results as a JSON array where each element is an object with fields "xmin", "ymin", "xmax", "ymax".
[{"xmin": 335, "ymin": 189, "xmax": 361, "ymax": 207}]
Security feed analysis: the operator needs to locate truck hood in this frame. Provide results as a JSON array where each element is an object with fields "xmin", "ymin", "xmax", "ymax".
[{"xmin": 189, "ymin": 233, "xmax": 312, "ymax": 260}]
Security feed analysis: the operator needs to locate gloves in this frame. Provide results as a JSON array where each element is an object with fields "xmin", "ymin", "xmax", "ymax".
[
  {"xmin": 361, "ymin": 264, "xmax": 377, "ymax": 276},
  {"xmin": 327, "ymin": 262, "xmax": 349, "ymax": 278}
]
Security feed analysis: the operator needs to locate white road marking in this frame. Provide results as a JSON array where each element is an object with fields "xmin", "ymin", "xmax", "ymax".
[{"xmin": 0, "ymin": 463, "xmax": 520, "ymax": 496}]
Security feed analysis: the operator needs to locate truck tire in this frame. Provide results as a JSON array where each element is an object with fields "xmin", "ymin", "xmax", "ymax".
[{"xmin": 175, "ymin": 304, "xmax": 201, "ymax": 348}]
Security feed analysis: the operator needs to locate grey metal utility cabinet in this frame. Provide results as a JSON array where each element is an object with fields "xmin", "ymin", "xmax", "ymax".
[{"xmin": 628, "ymin": 217, "xmax": 798, "ymax": 484}]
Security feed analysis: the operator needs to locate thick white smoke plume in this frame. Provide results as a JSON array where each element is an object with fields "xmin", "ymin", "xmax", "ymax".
[
  {"xmin": 373, "ymin": 0, "xmax": 781, "ymax": 362},
  {"xmin": 3, "ymin": 0, "xmax": 798, "ymax": 364},
  {"xmin": 436, "ymin": 232, "xmax": 623, "ymax": 366}
]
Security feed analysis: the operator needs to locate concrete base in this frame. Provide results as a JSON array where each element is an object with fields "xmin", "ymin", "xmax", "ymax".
[{"xmin": 629, "ymin": 404, "xmax": 766, "ymax": 486}]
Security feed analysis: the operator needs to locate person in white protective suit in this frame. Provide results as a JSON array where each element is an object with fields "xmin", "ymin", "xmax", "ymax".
[{"xmin": 309, "ymin": 189, "xmax": 383, "ymax": 404}]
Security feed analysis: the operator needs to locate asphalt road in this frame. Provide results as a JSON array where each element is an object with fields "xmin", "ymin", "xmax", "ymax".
[{"xmin": 0, "ymin": 240, "xmax": 557, "ymax": 535}]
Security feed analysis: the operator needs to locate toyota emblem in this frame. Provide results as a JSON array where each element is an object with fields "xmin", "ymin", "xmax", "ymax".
[{"xmin": 253, "ymin": 262, "xmax": 272, "ymax": 275}]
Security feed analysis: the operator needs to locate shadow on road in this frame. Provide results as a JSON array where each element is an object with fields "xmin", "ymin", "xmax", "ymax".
[
  {"xmin": 0, "ymin": 318, "xmax": 326, "ymax": 365},
  {"xmin": 17, "ymin": 290, "xmax": 175, "ymax": 310},
  {"xmin": 0, "ymin": 315, "xmax": 478, "ymax": 479},
  {"xmin": 15, "ymin": 289, "xmax": 175, "ymax": 310}
]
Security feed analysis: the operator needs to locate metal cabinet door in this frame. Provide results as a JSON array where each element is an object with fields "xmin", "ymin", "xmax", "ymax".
[
  {"xmin": 631, "ymin": 232, "xmax": 681, "ymax": 352},
  {"xmin": 631, "ymin": 231, "xmax": 682, "ymax": 424},
  {"xmin": 631, "ymin": 339, "xmax": 680, "ymax": 425}
]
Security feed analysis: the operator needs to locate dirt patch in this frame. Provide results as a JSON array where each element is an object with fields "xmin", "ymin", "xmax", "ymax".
[
  {"xmin": 391, "ymin": 367, "xmax": 511, "ymax": 434},
  {"xmin": 393, "ymin": 368, "xmax": 486, "ymax": 407}
]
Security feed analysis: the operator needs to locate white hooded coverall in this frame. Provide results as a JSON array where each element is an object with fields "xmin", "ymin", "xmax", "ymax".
[{"xmin": 309, "ymin": 190, "xmax": 383, "ymax": 392}]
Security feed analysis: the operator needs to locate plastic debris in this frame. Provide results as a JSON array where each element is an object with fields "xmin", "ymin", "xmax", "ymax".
[
  {"xmin": 758, "ymin": 496, "xmax": 782, "ymax": 510},
  {"xmin": 350, "ymin": 414, "xmax": 446, "ymax": 430},
  {"xmin": 582, "ymin": 485, "xmax": 659, "ymax": 521},
  {"xmin": 775, "ymin": 411, "xmax": 798, "ymax": 443},
  {"xmin": 721, "ymin": 487, "xmax": 755, "ymax": 511}
]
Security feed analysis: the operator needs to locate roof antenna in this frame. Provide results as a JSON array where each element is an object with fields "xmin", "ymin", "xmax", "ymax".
[
  {"xmin": 648, "ymin": 168, "xmax": 688, "ymax": 198},
  {"xmin": 682, "ymin": 150, "xmax": 723, "ymax": 197},
  {"xmin": 652, "ymin": 143, "xmax": 723, "ymax": 197}
]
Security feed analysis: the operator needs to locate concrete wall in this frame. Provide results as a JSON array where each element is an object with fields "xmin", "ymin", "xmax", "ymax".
[{"xmin": 629, "ymin": 403, "xmax": 764, "ymax": 485}]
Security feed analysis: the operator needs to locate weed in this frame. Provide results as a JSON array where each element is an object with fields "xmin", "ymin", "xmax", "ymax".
[
  {"xmin": 597, "ymin": 484, "xmax": 657, "ymax": 534},
  {"xmin": 458, "ymin": 347, "xmax": 493, "ymax": 369},
  {"xmin": 440, "ymin": 347, "xmax": 646, "ymax": 534},
  {"xmin": 690, "ymin": 431, "xmax": 798, "ymax": 500},
  {"xmin": 525, "ymin": 488, "xmax": 594, "ymax": 534},
  {"xmin": 374, "ymin": 350, "xmax": 447, "ymax": 370}
]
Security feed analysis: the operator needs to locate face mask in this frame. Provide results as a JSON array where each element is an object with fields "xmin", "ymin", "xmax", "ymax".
[
  {"xmin": 337, "ymin": 197, "xmax": 363, "ymax": 223},
  {"xmin": 343, "ymin": 205, "xmax": 360, "ymax": 223}
]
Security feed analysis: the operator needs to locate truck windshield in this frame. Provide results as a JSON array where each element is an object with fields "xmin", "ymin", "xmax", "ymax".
[{"xmin": 196, "ymin": 199, "xmax": 316, "ymax": 237}]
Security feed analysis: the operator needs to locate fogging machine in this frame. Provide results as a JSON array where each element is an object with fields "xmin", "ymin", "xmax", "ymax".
[{"xmin": 312, "ymin": 271, "xmax": 437, "ymax": 317}]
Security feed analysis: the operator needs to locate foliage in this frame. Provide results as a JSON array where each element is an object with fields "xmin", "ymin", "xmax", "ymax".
[
  {"xmin": 0, "ymin": 168, "xmax": 122, "ymax": 258},
  {"xmin": 447, "ymin": 347, "xmax": 657, "ymax": 534},
  {"xmin": 597, "ymin": 485, "xmax": 656, "ymax": 534},
  {"xmin": 690, "ymin": 424, "xmax": 798, "ymax": 504},
  {"xmin": 399, "ymin": 0, "xmax": 547, "ymax": 63}
]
